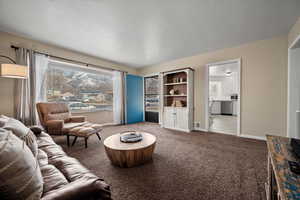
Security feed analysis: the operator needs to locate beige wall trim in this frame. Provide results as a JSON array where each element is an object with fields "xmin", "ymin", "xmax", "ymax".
[
  {"xmin": 287, "ymin": 33, "xmax": 300, "ymax": 137},
  {"xmin": 193, "ymin": 127, "xmax": 208, "ymax": 132},
  {"xmin": 288, "ymin": 17, "xmax": 300, "ymax": 48},
  {"xmin": 289, "ymin": 34, "xmax": 300, "ymax": 49},
  {"xmin": 239, "ymin": 134, "xmax": 266, "ymax": 141}
]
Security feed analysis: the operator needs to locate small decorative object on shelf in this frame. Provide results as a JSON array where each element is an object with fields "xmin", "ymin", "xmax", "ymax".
[
  {"xmin": 120, "ymin": 131, "xmax": 143, "ymax": 143},
  {"xmin": 169, "ymin": 89, "xmax": 175, "ymax": 95},
  {"xmin": 171, "ymin": 100, "xmax": 184, "ymax": 107},
  {"xmin": 173, "ymin": 77, "xmax": 180, "ymax": 83}
]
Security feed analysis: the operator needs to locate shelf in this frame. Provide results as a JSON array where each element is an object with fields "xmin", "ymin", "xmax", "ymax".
[
  {"xmin": 164, "ymin": 82, "xmax": 187, "ymax": 86},
  {"xmin": 164, "ymin": 95, "xmax": 187, "ymax": 97}
]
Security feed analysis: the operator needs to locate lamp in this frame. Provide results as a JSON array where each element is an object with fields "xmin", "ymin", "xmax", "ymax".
[{"xmin": 0, "ymin": 55, "xmax": 28, "ymax": 79}]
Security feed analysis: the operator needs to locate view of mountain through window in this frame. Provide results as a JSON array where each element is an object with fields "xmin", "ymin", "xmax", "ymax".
[{"xmin": 46, "ymin": 63, "xmax": 113, "ymax": 114}]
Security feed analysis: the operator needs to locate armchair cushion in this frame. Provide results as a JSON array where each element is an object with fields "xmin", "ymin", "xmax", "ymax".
[
  {"xmin": 46, "ymin": 120, "xmax": 64, "ymax": 128},
  {"xmin": 62, "ymin": 122, "xmax": 86, "ymax": 134},
  {"xmin": 47, "ymin": 113, "xmax": 71, "ymax": 123},
  {"xmin": 69, "ymin": 116, "xmax": 86, "ymax": 123},
  {"xmin": 41, "ymin": 178, "xmax": 111, "ymax": 200}
]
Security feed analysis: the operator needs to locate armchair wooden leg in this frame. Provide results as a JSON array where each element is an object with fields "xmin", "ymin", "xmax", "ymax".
[
  {"xmin": 85, "ymin": 137, "xmax": 88, "ymax": 148},
  {"xmin": 72, "ymin": 136, "xmax": 78, "ymax": 146},
  {"xmin": 67, "ymin": 135, "xmax": 70, "ymax": 147},
  {"xmin": 96, "ymin": 132, "xmax": 101, "ymax": 141}
]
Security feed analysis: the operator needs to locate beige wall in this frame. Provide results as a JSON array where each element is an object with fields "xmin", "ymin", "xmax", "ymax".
[
  {"xmin": 139, "ymin": 36, "xmax": 288, "ymax": 138},
  {"xmin": 0, "ymin": 31, "xmax": 137, "ymax": 117},
  {"xmin": 0, "ymin": 31, "xmax": 289, "ymax": 138},
  {"xmin": 289, "ymin": 17, "xmax": 300, "ymax": 47}
]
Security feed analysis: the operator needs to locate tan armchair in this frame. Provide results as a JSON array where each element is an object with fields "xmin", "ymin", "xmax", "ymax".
[{"xmin": 36, "ymin": 102, "xmax": 86, "ymax": 136}]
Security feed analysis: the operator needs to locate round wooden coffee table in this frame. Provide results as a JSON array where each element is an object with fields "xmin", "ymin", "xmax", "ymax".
[{"xmin": 104, "ymin": 132, "xmax": 156, "ymax": 168}]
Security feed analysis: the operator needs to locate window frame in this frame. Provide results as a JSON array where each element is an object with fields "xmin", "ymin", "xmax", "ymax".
[{"xmin": 46, "ymin": 59, "xmax": 114, "ymax": 114}]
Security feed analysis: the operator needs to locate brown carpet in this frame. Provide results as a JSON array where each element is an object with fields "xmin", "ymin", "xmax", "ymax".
[{"xmin": 53, "ymin": 122, "xmax": 267, "ymax": 200}]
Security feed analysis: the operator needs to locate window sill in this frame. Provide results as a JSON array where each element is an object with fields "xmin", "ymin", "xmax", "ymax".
[{"xmin": 71, "ymin": 110, "xmax": 112, "ymax": 114}]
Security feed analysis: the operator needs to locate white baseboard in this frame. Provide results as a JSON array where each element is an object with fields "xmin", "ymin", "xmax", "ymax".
[
  {"xmin": 209, "ymin": 129, "xmax": 236, "ymax": 136},
  {"xmin": 193, "ymin": 127, "xmax": 208, "ymax": 132},
  {"xmin": 163, "ymin": 126, "xmax": 192, "ymax": 132},
  {"xmin": 239, "ymin": 134, "xmax": 266, "ymax": 141},
  {"xmin": 194, "ymin": 127, "xmax": 266, "ymax": 141}
]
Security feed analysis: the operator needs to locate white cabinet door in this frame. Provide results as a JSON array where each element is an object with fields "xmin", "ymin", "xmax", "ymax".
[
  {"xmin": 163, "ymin": 107, "xmax": 175, "ymax": 128},
  {"xmin": 211, "ymin": 101, "xmax": 221, "ymax": 114},
  {"xmin": 175, "ymin": 108, "xmax": 188, "ymax": 130},
  {"xmin": 232, "ymin": 101, "xmax": 237, "ymax": 116}
]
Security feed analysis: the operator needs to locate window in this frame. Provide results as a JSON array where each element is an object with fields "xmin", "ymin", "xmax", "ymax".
[
  {"xmin": 144, "ymin": 76, "xmax": 160, "ymax": 112},
  {"xmin": 45, "ymin": 61, "xmax": 113, "ymax": 114}
]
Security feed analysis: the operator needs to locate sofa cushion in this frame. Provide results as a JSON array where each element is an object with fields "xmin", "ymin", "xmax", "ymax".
[
  {"xmin": 0, "ymin": 128, "xmax": 43, "ymax": 200},
  {"xmin": 37, "ymin": 149, "xmax": 49, "ymax": 167},
  {"xmin": 36, "ymin": 132, "xmax": 98, "ymax": 182},
  {"xmin": 41, "ymin": 164, "xmax": 69, "ymax": 195},
  {"xmin": 3, "ymin": 118, "xmax": 38, "ymax": 157}
]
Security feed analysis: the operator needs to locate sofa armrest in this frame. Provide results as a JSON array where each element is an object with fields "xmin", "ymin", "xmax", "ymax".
[
  {"xmin": 41, "ymin": 178, "xmax": 111, "ymax": 200},
  {"xmin": 69, "ymin": 116, "xmax": 86, "ymax": 123}
]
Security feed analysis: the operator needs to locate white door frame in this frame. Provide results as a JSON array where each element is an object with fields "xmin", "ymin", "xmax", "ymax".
[
  {"xmin": 204, "ymin": 58, "xmax": 242, "ymax": 136},
  {"xmin": 287, "ymin": 34, "xmax": 300, "ymax": 137}
]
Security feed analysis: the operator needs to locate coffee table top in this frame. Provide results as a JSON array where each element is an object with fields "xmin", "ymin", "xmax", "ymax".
[{"xmin": 104, "ymin": 132, "xmax": 156, "ymax": 151}]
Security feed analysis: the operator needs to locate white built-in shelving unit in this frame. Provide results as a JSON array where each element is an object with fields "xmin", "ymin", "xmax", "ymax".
[{"xmin": 161, "ymin": 68, "xmax": 194, "ymax": 132}]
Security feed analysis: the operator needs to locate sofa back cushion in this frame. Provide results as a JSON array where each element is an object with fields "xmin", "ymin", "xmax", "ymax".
[
  {"xmin": 0, "ymin": 128, "xmax": 43, "ymax": 200},
  {"xmin": 3, "ymin": 118, "xmax": 38, "ymax": 157}
]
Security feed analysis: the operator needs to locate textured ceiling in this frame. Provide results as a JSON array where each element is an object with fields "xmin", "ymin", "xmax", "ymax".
[{"xmin": 0, "ymin": 0, "xmax": 299, "ymax": 68}]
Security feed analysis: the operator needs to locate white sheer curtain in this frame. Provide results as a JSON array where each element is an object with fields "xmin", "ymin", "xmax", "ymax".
[
  {"xmin": 113, "ymin": 71, "xmax": 126, "ymax": 124},
  {"xmin": 35, "ymin": 54, "xmax": 49, "ymax": 103}
]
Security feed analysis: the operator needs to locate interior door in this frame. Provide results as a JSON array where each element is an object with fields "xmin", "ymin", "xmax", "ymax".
[
  {"xmin": 144, "ymin": 75, "xmax": 160, "ymax": 123},
  {"xmin": 126, "ymin": 74, "xmax": 143, "ymax": 124}
]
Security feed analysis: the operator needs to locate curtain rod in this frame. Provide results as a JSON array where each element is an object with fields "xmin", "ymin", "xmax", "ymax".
[{"xmin": 10, "ymin": 45, "xmax": 127, "ymax": 73}]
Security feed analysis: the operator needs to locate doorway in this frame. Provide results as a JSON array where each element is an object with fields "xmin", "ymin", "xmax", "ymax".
[
  {"xmin": 205, "ymin": 59, "xmax": 241, "ymax": 135},
  {"xmin": 288, "ymin": 35, "xmax": 300, "ymax": 138},
  {"xmin": 144, "ymin": 75, "xmax": 160, "ymax": 123}
]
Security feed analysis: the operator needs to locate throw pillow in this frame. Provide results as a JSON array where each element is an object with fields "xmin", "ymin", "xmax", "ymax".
[
  {"xmin": 3, "ymin": 118, "xmax": 38, "ymax": 157},
  {"xmin": 0, "ymin": 128, "xmax": 43, "ymax": 200}
]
